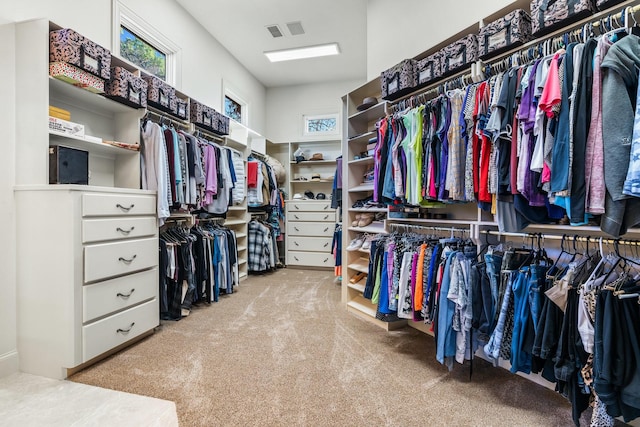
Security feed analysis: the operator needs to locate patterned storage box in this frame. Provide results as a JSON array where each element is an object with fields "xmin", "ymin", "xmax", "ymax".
[
  {"xmin": 104, "ymin": 67, "xmax": 148, "ymax": 108},
  {"xmin": 531, "ymin": 0, "xmax": 595, "ymax": 36},
  {"xmin": 415, "ymin": 52, "xmax": 442, "ymax": 88},
  {"xmin": 596, "ymin": 0, "xmax": 626, "ymax": 10},
  {"xmin": 215, "ymin": 111, "xmax": 230, "ymax": 135},
  {"xmin": 479, "ymin": 9, "xmax": 532, "ymax": 59},
  {"xmin": 441, "ymin": 34, "xmax": 479, "ymax": 76},
  {"xmin": 381, "ymin": 59, "xmax": 417, "ymax": 101},
  {"xmin": 175, "ymin": 98, "xmax": 189, "ymax": 121},
  {"xmin": 49, "ymin": 28, "xmax": 111, "ymax": 80},
  {"xmin": 142, "ymin": 75, "xmax": 177, "ymax": 115},
  {"xmin": 49, "ymin": 62, "xmax": 105, "ymax": 93},
  {"xmin": 190, "ymin": 99, "xmax": 219, "ymax": 132}
]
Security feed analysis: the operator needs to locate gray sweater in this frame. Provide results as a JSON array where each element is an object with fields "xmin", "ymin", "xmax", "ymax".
[{"xmin": 600, "ymin": 34, "xmax": 640, "ymax": 237}]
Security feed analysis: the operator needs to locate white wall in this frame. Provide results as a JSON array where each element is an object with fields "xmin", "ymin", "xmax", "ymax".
[
  {"xmin": 265, "ymin": 79, "xmax": 364, "ymax": 144},
  {"xmin": 0, "ymin": 23, "xmax": 18, "ymax": 377},
  {"xmin": 366, "ymin": 0, "xmax": 517, "ymax": 79}
]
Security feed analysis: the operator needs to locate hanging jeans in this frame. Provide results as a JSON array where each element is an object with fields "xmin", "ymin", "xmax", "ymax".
[
  {"xmin": 511, "ymin": 268, "xmax": 533, "ymax": 374},
  {"xmin": 484, "ymin": 252, "xmax": 503, "ymax": 334}
]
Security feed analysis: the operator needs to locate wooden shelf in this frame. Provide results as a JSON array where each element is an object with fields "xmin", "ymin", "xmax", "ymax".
[
  {"xmin": 291, "ymin": 179, "xmax": 333, "ymax": 184},
  {"xmin": 348, "ymin": 157, "xmax": 374, "ymax": 165},
  {"xmin": 290, "ymin": 159, "xmax": 336, "ymax": 165},
  {"xmin": 347, "ymin": 280, "xmax": 366, "ymax": 293},
  {"xmin": 347, "ymin": 101, "xmax": 388, "ymax": 126},
  {"xmin": 349, "ymin": 207, "xmax": 387, "ymax": 213},
  {"xmin": 238, "ymin": 258, "xmax": 247, "ymax": 265},
  {"xmin": 224, "ymin": 219, "xmax": 246, "ymax": 226},
  {"xmin": 347, "ymin": 259, "xmax": 370, "ymax": 274},
  {"xmin": 237, "ymin": 245, "xmax": 247, "ymax": 252},
  {"xmin": 239, "ymin": 272, "xmax": 247, "ymax": 279},
  {"xmin": 235, "ymin": 232, "xmax": 248, "ymax": 239},
  {"xmin": 348, "ymin": 131, "xmax": 377, "ymax": 145},
  {"xmin": 346, "ymin": 299, "xmax": 376, "ymax": 317},
  {"xmin": 348, "ymin": 221, "xmax": 386, "ymax": 234},
  {"xmin": 228, "ymin": 205, "xmax": 246, "ymax": 212},
  {"xmin": 349, "ymin": 183, "xmax": 374, "ymax": 192}
]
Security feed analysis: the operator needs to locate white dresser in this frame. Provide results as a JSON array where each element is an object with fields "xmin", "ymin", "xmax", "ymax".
[
  {"xmin": 15, "ymin": 186, "xmax": 159, "ymax": 379},
  {"xmin": 286, "ymin": 200, "xmax": 336, "ymax": 268}
]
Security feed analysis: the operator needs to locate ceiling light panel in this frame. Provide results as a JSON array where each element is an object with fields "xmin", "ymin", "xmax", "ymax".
[
  {"xmin": 264, "ymin": 43, "xmax": 340, "ymax": 62},
  {"xmin": 266, "ymin": 24, "xmax": 283, "ymax": 38},
  {"xmin": 286, "ymin": 21, "xmax": 305, "ymax": 36}
]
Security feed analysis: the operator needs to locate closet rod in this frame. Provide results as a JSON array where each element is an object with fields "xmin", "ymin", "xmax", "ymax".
[
  {"xmin": 482, "ymin": 230, "xmax": 640, "ymax": 247},
  {"xmin": 388, "ymin": 223, "xmax": 469, "ymax": 234},
  {"xmin": 144, "ymin": 109, "xmax": 191, "ymax": 131},
  {"xmin": 193, "ymin": 126, "xmax": 224, "ymax": 143}
]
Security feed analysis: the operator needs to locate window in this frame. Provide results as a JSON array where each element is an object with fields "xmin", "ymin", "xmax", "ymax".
[
  {"xmin": 120, "ymin": 26, "xmax": 166, "ymax": 80},
  {"xmin": 303, "ymin": 113, "xmax": 339, "ymax": 137},
  {"xmin": 225, "ymin": 95, "xmax": 243, "ymax": 123},
  {"xmin": 112, "ymin": 1, "xmax": 181, "ymax": 85}
]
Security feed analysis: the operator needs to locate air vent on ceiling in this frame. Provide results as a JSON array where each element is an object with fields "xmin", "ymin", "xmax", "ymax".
[
  {"xmin": 266, "ymin": 24, "xmax": 284, "ymax": 38},
  {"xmin": 286, "ymin": 21, "xmax": 305, "ymax": 36}
]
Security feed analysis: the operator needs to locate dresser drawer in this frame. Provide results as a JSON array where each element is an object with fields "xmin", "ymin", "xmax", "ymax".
[
  {"xmin": 287, "ymin": 250, "xmax": 333, "ymax": 267},
  {"xmin": 287, "ymin": 236, "xmax": 333, "ymax": 252},
  {"xmin": 83, "ymin": 268, "xmax": 158, "ymax": 323},
  {"xmin": 82, "ymin": 193, "xmax": 156, "ymax": 217},
  {"xmin": 287, "ymin": 221, "xmax": 333, "ymax": 237},
  {"xmin": 287, "ymin": 201, "xmax": 332, "ymax": 212},
  {"xmin": 82, "ymin": 217, "xmax": 158, "ymax": 243},
  {"xmin": 84, "ymin": 238, "xmax": 157, "ymax": 283},
  {"xmin": 83, "ymin": 299, "xmax": 158, "ymax": 362},
  {"xmin": 287, "ymin": 211, "xmax": 336, "ymax": 222}
]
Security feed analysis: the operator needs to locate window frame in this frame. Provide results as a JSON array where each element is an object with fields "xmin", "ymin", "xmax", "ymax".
[
  {"xmin": 222, "ymin": 84, "xmax": 248, "ymax": 126},
  {"xmin": 302, "ymin": 113, "xmax": 340, "ymax": 138},
  {"xmin": 112, "ymin": 0, "xmax": 181, "ymax": 86}
]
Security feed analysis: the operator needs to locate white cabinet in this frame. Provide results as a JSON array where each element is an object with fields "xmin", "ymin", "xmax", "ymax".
[
  {"xmin": 16, "ymin": 187, "xmax": 159, "ymax": 379},
  {"xmin": 285, "ymin": 200, "xmax": 336, "ymax": 268}
]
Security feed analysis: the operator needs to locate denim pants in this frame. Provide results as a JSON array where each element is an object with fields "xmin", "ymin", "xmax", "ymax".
[
  {"xmin": 484, "ymin": 252, "xmax": 503, "ymax": 334},
  {"xmin": 528, "ymin": 264, "xmax": 547, "ymax": 334},
  {"xmin": 511, "ymin": 268, "xmax": 532, "ymax": 374}
]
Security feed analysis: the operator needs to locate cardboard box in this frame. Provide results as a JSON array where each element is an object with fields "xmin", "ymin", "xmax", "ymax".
[
  {"xmin": 48, "ymin": 116, "xmax": 85, "ymax": 138},
  {"xmin": 49, "ymin": 61, "xmax": 105, "ymax": 94}
]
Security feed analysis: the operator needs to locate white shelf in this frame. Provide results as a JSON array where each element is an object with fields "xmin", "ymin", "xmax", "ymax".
[
  {"xmin": 235, "ymin": 232, "xmax": 248, "ymax": 239},
  {"xmin": 291, "ymin": 179, "xmax": 333, "ymax": 184},
  {"xmin": 290, "ymin": 159, "xmax": 336, "ymax": 165},
  {"xmin": 349, "ymin": 207, "xmax": 387, "ymax": 213},
  {"xmin": 228, "ymin": 205, "xmax": 246, "ymax": 212},
  {"xmin": 224, "ymin": 219, "xmax": 247, "ymax": 226},
  {"xmin": 49, "ymin": 77, "xmax": 138, "ymax": 115},
  {"xmin": 49, "ymin": 132, "xmax": 138, "ymax": 157},
  {"xmin": 349, "ymin": 183, "xmax": 374, "ymax": 192},
  {"xmin": 348, "ymin": 222, "xmax": 386, "ymax": 234},
  {"xmin": 348, "ymin": 157, "xmax": 374, "ymax": 165},
  {"xmin": 346, "ymin": 299, "xmax": 377, "ymax": 317},
  {"xmin": 347, "ymin": 260, "xmax": 369, "ymax": 274},
  {"xmin": 347, "ymin": 101, "xmax": 388, "ymax": 124},
  {"xmin": 348, "ymin": 131, "xmax": 377, "ymax": 145},
  {"xmin": 386, "ymin": 218, "xmax": 473, "ymax": 226},
  {"xmin": 347, "ymin": 281, "xmax": 366, "ymax": 293}
]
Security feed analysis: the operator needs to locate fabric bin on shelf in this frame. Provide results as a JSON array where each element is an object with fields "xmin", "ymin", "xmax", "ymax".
[
  {"xmin": 441, "ymin": 34, "xmax": 478, "ymax": 76},
  {"xmin": 190, "ymin": 99, "xmax": 219, "ymax": 132},
  {"xmin": 49, "ymin": 28, "xmax": 111, "ymax": 80},
  {"xmin": 596, "ymin": 0, "xmax": 626, "ymax": 10},
  {"xmin": 415, "ymin": 52, "xmax": 442, "ymax": 88},
  {"xmin": 380, "ymin": 59, "xmax": 417, "ymax": 101},
  {"xmin": 215, "ymin": 111, "xmax": 230, "ymax": 135},
  {"xmin": 175, "ymin": 98, "xmax": 189, "ymax": 121},
  {"xmin": 478, "ymin": 9, "xmax": 533, "ymax": 59},
  {"xmin": 104, "ymin": 67, "xmax": 148, "ymax": 109},
  {"xmin": 142, "ymin": 74, "xmax": 177, "ymax": 115},
  {"xmin": 49, "ymin": 62, "xmax": 105, "ymax": 93},
  {"xmin": 530, "ymin": 0, "xmax": 595, "ymax": 36}
]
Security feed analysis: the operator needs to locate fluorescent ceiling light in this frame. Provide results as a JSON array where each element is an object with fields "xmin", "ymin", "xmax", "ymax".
[{"xmin": 264, "ymin": 43, "xmax": 340, "ymax": 62}]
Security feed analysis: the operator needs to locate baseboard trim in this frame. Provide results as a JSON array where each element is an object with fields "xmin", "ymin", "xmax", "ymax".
[{"xmin": 0, "ymin": 350, "xmax": 19, "ymax": 378}]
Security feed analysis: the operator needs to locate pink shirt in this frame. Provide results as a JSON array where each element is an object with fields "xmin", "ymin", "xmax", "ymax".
[{"xmin": 538, "ymin": 53, "xmax": 563, "ymax": 118}]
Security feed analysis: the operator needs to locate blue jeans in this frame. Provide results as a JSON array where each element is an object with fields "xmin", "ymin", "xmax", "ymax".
[{"xmin": 484, "ymin": 252, "xmax": 503, "ymax": 334}]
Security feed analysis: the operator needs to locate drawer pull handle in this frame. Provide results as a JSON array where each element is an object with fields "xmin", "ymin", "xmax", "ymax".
[
  {"xmin": 294, "ymin": 256, "xmax": 299, "ymax": 261},
  {"xmin": 118, "ymin": 255, "xmax": 137, "ymax": 264},
  {"xmin": 116, "ymin": 322, "xmax": 135, "ymax": 334},
  {"xmin": 116, "ymin": 203, "xmax": 135, "ymax": 212},
  {"xmin": 324, "ymin": 258, "xmax": 329, "ymax": 263},
  {"xmin": 323, "ymin": 227, "xmax": 329, "ymax": 233},
  {"xmin": 324, "ymin": 242, "xmax": 329, "ymax": 248},
  {"xmin": 323, "ymin": 215, "xmax": 329, "ymax": 220},
  {"xmin": 295, "ymin": 205, "xmax": 300, "ymax": 210},
  {"xmin": 294, "ymin": 241, "xmax": 299, "ymax": 246},
  {"xmin": 323, "ymin": 205, "xmax": 329, "ymax": 210},
  {"xmin": 294, "ymin": 215, "xmax": 299, "ymax": 220},
  {"xmin": 116, "ymin": 288, "xmax": 136, "ymax": 299},
  {"xmin": 116, "ymin": 226, "xmax": 135, "ymax": 235},
  {"xmin": 294, "ymin": 227, "xmax": 300, "ymax": 232}
]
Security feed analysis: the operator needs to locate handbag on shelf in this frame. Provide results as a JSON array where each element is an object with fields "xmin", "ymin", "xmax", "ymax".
[
  {"xmin": 478, "ymin": 9, "xmax": 533, "ymax": 59},
  {"xmin": 530, "ymin": 0, "xmax": 596, "ymax": 36}
]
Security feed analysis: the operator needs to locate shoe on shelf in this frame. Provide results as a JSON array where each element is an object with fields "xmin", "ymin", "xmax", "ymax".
[
  {"xmin": 358, "ymin": 213, "xmax": 374, "ymax": 227},
  {"xmin": 361, "ymin": 234, "xmax": 374, "ymax": 251},
  {"xmin": 346, "ymin": 234, "xmax": 364, "ymax": 251},
  {"xmin": 349, "ymin": 272, "xmax": 366, "ymax": 283},
  {"xmin": 351, "ymin": 214, "xmax": 362, "ymax": 227}
]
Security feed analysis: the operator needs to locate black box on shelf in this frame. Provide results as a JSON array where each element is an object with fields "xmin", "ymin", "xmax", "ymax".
[{"xmin": 49, "ymin": 145, "xmax": 89, "ymax": 185}]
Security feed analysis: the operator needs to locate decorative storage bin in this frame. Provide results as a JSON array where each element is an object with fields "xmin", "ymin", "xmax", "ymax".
[
  {"xmin": 104, "ymin": 67, "xmax": 148, "ymax": 109},
  {"xmin": 441, "ymin": 34, "xmax": 479, "ymax": 76},
  {"xmin": 49, "ymin": 28, "xmax": 111, "ymax": 80},
  {"xmin": 142, "ymin": 75, "xmax": 177, "ymax": 115},
  {"xmin": 216, "ymin": 111, "xmax": 230, "ymax": 135},
  {"xmin": 49, "ymin": 62, "xmax": 105, "ymax": 93},
  {"xmin": 381, "ymin": 59, "xmax": 417, "ymax": 101},
  {"xmin": 415, "ymin": 52, "xmax": 442, "ymax": 88},
  {"xmin": 190, "ymin": 99, "xmax": 219, "ymax": 132},
  {"xmin": 176, "ymin": 98, "xmax": 189, "ymax": 121},
  {"xmin": 479, "ymin": 9, "xmax": 532, "ymax": 59},
  {"xmin": 531, "ymin": 0, "xmax": 595, "ymax": 35}
]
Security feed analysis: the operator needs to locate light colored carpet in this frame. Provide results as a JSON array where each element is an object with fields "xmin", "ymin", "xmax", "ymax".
[{"xmin": 70, "ymin": 268, "xmax": 618, "ymax": 426}]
